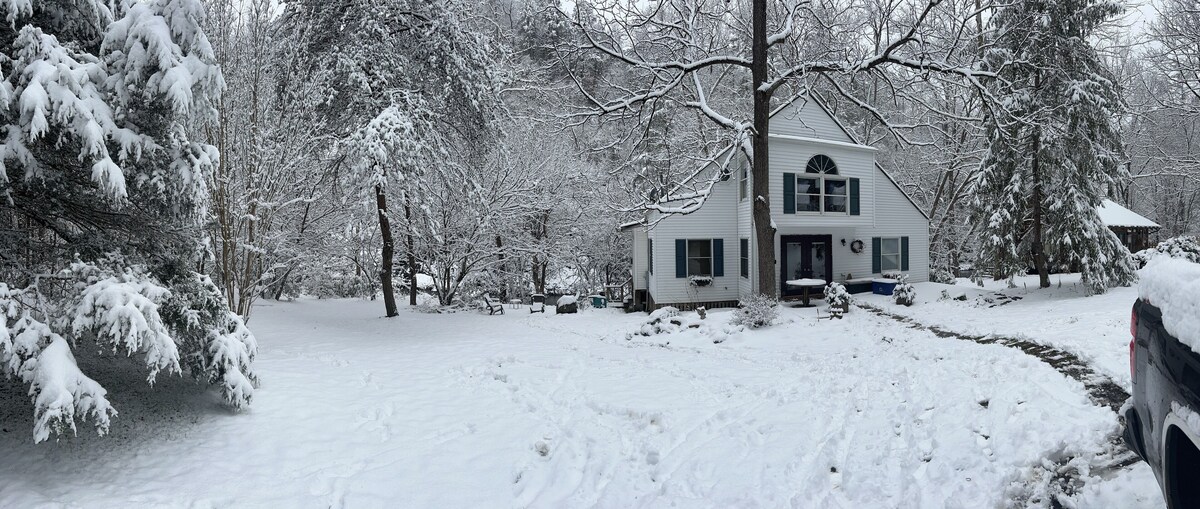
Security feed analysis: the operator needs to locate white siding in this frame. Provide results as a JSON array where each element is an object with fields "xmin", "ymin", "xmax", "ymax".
[
  {"xmin": 860, "ymin": 166, "xmax": 931, "ymax": 282},
  {"xmin": 631, "ymin": 229, "xmax": 648, "ymax": 290},
  {"xmin": 647, "ymin": 170, "xmax": 740, "ymax": 306},
  {"xmin": 768, "ymin": 136, "xmax": 877, "ymax": 229},
  {"xmin": 638, "ymin": 95, "xmax": 931, "ymax": 306},
  {"xmin": 769, "ymin": 98, "xmax": 854, "ymax": 143}
]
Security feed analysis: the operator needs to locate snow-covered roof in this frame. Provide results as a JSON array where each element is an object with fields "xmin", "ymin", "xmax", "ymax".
[{"xmin": 1097, "ymin": 199, "xmax": 1160, "ymax": 228}]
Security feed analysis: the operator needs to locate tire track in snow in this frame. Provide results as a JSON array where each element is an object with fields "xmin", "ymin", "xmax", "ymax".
[{"xmin": 856, "ymin": 302, "xmax": 1138, "ymax": 507}]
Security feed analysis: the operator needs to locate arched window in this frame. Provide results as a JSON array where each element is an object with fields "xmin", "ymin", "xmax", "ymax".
[
  {"xmin": 806, "ymin": 154, "xmax": 838, "ymax": 175},
  {"xmin": 795, "ymin": 154, "xmax": 848, "ymax": 213}
]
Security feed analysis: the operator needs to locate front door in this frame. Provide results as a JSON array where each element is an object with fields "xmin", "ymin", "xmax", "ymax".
[{"xmin": 780, "ymin": 235, "xmax": 833, "ymax": 297}]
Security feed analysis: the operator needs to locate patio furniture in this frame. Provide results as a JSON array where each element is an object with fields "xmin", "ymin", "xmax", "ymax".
[
  {"xmin": 590, "ymin": 295, "xmax": 607, "ymax": 308},
  {"xmin": 530, "ymin": 293, "xmax": 545, "ymax": 314},
  {"xmin": 508, "ymin": 298, "xmax": 522, "ymax": 309},
  {"xmin": 785, "ymin": 278, "xmax": 827, "ymax": 307},
  {"xmin": 482, "ymin": 294, "xmax": 504, "ymax": 315}
]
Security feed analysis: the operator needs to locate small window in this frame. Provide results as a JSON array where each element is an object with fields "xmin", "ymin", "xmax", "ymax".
[
  {"xmin": 824, "ymin": 178, "xmax": 847, "ymax": 213},
  {"xmin": 648, "ymin": 239, "xmax": 653, "ymax": 274},
  {"xmin": 797, "ymin": 176, "xmax": 821, "ymax": 212},
  {"xmin": 739, "ymin": 238, "xmax": 749, "ymax": 278},
  {"xmin": 738, "ymin": 165, "xmax": 748, "ymax": 201},
  {"xmin": 687, "ymin": 239, "xmax": 713, "ymax": 277},
  {"xmin": 880, "ymin": 237, "xmax": 901, "ymax": 272}
]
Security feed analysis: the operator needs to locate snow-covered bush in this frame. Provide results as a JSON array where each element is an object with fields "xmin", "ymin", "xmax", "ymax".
[
  {"xmin": 930, "ymin": 266, "xmax": 957, "ymax": 285},
  {"xmin": 0, "ymin": 258, "xmax": 259, "ymax": 442},
  {"xmin": 893, "ymin": 275, "xmax": 917, "ymax": 307},
  {"xmin": 824, "ymin": 282, "xmax": 852, "ymax": 318},
  {"xmin": 1133, "ymin": 236, "xmax": 1200, "ymax": 267},
  {"xmin": 731, "ymin": 294, "xmax": 779, "ymax": 329}
]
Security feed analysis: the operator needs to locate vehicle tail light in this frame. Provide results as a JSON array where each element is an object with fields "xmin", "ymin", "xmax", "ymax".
[{"xmin": 1130, "ymin": 304, "xmax": 1138, "ymax": 379}]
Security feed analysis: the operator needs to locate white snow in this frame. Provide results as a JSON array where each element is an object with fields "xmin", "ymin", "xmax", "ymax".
[
  {"xmin": 1139, "ymin": 257, "xmax": 1200, "ymax": 354},
  {"xmin": 0, "ymin": 294, "xmax": 1165, "ymax": 507},
  {"xmin": 1097, "ymin": 199, "xmax": 1160, "ymax": 228},
  {"xmin": 556, "ymin": 295, "xmax": 577, "ymax": 306}
]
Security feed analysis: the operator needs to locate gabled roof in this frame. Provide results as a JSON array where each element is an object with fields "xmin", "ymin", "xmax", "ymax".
[
  {"xmin": 1098, "ymin": 199, "xmax": 1160, "ymax": 228},
  {"xmin": 621, "ymin": 93, "xmax": 931, "ymax": 230},
  {"xmin": 803, "ymin": 95, "xmax": 930, "ymax": 220}
]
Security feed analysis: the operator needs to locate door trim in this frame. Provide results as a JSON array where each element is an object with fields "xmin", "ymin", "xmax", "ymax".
[{"xmin": 780, "ymin": 234, "xmax": 834, "ymax": 297}]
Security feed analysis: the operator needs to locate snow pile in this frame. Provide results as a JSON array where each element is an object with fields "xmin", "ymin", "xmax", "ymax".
[
  {"xmin": 1133, "ymin": 235, "xmax": 1200, "ymax": 267},
  {"xmin": 730, "ymin": 294, "xmax": 779, "ymax": 328},
  {"xmin": 625, "ymin": 307, "xmax": 737, "ymax": 346},
  {"xmin": 1139, "ymin": 257, "xmax": 1200, "ymax": 353}
]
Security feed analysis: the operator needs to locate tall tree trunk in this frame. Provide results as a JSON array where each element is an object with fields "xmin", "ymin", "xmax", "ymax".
[
  {"xmin": 751, "ymin": 0, "xmax": 777, "ymax": 298},
  {"xmin": 1030, "ymin": 131, "xmax": 1050, "ymax": 288},
  {"xmin": 405, "ymin": 197, "xmax": 417, "ymax": 306},
  {"xmin": 1030, "ymin": 74, "xmax": 1050, "ymax": 289},
  {"xmin": 376, "ymin": 183, "xmax": 399, "ymax": 317}
]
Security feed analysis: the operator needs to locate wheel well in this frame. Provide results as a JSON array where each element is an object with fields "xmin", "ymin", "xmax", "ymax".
[{"xmin": 1166, "ymin": 425, "xmax": 1200, "ymax": 509}]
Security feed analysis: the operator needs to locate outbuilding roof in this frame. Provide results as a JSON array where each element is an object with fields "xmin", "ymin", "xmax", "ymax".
[{"xmin": 1097, "ymin": 199, "xmax": 1160, "ymax": 228}]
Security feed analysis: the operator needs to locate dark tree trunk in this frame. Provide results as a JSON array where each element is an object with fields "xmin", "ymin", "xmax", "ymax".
[
  {"xmin": 751, "ymin": 0, "xmax": 777, "ymax": 298},
  {"xmin": 1029, "ymin": 73, "xmax": 1050, "ymax": 289},
  {"xmin": 376, "ymin": 183, "xmax": 398, "ymax": 317},
  {"xmin": 405, "ymin": 198, "xmax": 417, "ymax": 306},
  {"xmin": 1030, "ymin": 131, "xmax": 1051, "ymax": 288}
]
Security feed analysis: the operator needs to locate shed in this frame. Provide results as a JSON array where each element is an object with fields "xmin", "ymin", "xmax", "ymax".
[{"xmin": 1098, "ymin": 199, "xmax": 1160, "ymax": 252}]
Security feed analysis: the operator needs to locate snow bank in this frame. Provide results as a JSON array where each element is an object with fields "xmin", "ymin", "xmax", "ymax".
[{"xmin": 1139, "ymin": 257, "xmax": 1200, "ymax": 354}]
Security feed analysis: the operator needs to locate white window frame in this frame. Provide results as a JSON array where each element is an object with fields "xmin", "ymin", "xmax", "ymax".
[
  {"xmin": 686, "ymin": 239, "xmax": 714, "ymax": 277},
  {"xmin": 880, "ymin": 237, "xmax": 901, "ymax": 272},
  {"xmin": 739, "ymin": 238, "xmax": 749, "ymax": 279},
  {"xmin": 794, "ymin": 174, "xmax": 849, "ymax": 215}
]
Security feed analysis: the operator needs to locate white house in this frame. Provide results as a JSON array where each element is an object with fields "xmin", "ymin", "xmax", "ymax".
[{"xmin": 625, "ymin": 96, "xmax": 930, "ymax": 311}]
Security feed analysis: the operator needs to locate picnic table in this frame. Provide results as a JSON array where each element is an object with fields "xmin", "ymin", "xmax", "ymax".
[{"xmin": 785, "ymin": 278, "xmax": 827, "ymax": 307}]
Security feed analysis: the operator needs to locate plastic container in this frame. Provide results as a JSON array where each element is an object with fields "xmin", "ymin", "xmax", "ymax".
[{"xmin": 872, "ymin": 278, "xmax": 898, "ymax": 295}]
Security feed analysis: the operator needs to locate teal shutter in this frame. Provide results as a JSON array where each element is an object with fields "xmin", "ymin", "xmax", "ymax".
[
  {"xmin": 675, "ymin": 239, "xmax": 687, "ymax": 278},
  {"xmin": 901, "ymin": 236, "xmax": 910, "ymax": 271},
  {"xmin": 647, "ymin": 239, "xmax": 653, "ymax": 274},
  {"xmin": 713, "ymin": 239, "xmax": 724, "ymax": 277},
  {"xmin": 872, "ymin": 237, "xmax": 882, "ymax": 274},
  {"xmin": 783, "ymin": 173, "xmax": 795, "ymax": 214},
  {"xmin": 849, "ymin": 178, "xmax": 860, "ymax": 216}
]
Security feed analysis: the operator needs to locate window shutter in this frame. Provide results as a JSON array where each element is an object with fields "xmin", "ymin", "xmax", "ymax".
[
  {"xmin": 647, "ymin": 239, "xmax": 653, "ymax": 274},
  {"xmin": 783, "ymin": 173, "xmax": 795, "ymax": 214},
  {"xmin": 872, "ymin": 237, "xmax": 882, "ymax": 274},
  {"xmin": 849, "ymin": 178, "xmax": 860, "ymax": 216},
  {"xmin": 901, "ymin": 236, "xmax": 910, "ymax": 271},
  {"xmin": 713, "ymin": 239, "xmax": 724, "ymax": 277},
  {"xmin": 675, "ymin": 239, "xmax": 687, "ymax": 278}
]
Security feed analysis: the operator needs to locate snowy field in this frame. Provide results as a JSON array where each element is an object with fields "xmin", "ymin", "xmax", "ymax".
[{"xmin": 0, "ymin": 280, "xmax": 1167, "ymax": 508}]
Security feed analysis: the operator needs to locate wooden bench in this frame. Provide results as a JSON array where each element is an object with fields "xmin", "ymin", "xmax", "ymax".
[{"xmin": 482, "ymin": 294, "xmax": 504, "ymax": 315}]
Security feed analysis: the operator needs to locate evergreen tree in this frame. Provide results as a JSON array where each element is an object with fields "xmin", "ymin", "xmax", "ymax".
[
  {"xmin": 971, "ymin": 0, "xmax": 1135, "ymax": 294},
  {"xmin": 0, "ymin": 0, "xmax": 258, "ymax": 442}
]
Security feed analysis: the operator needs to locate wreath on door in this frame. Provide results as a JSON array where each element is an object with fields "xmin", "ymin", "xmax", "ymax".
[{"xmin": 850, "ymin": 239, "xmax": 865, "ymax": 254}]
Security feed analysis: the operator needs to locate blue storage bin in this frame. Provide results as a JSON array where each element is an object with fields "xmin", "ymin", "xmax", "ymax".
[{"xmin": 872, "ymin": 278, "xmax": 898, "ymax": 295}]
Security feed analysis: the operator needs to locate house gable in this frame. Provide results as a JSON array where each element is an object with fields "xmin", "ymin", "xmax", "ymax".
[{"xmin": 769, "ymin": 96, "xmax": 856, "ymax": 144}]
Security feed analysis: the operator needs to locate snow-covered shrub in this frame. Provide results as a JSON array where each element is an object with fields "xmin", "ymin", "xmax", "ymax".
[
  {"xmin": 0, "ymin": 258, "xmax": 259, "ymax": 443},
  {"xmin": 930, "ymin": 266, "xmax": 957, "ymax": 285},
  {"xmin": 688, "ymin": 276, "xmax": 713, "ymax": 287},
  {"xmin": 1133, "ymin": 236, "xmax": 1200, "ymax": 267},
  {"xmin": 824, "ymin": 283, "xmax": 851, "ymax": 318},
  {"xmin": 731, "ymin": 294, "xmax": 779, "ymax": 329},
  {"xmin": 893, "ymin": 275, "xmax": 917, "ymax": 306}
]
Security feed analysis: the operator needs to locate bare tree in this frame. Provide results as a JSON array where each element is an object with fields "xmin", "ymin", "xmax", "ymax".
[{"xmin": 560, "ymin": 0, "xmax": 992, "ymax": 297}]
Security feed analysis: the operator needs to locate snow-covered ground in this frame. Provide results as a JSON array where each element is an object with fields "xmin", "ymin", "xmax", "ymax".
[{"xmin": 0, "ymin": 285, "xmax": 1166, "ymax": 507}]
